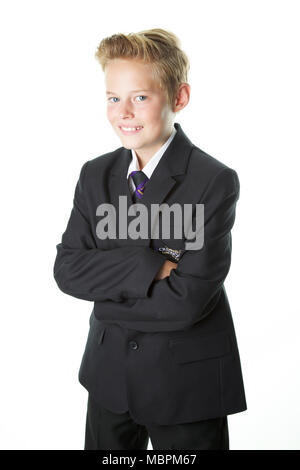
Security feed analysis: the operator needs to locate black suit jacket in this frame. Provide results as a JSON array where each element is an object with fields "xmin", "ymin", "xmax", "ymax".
[{"xmin": 53, "ymin": 122, "xmax": 247, "ymax": 425}]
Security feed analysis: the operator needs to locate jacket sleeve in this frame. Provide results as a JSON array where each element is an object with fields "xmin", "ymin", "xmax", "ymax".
[
  {"xmin": 53, "ymin": 161, "xmax": 166, "ymax": 302},
  {"xmin": 95, "ymin": 167, "xmax": 240, "ymax": 331}
]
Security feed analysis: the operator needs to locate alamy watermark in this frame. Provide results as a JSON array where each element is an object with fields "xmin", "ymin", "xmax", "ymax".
[{"xmin": 95, "ymin": 196, "xmax": 204, "ymax": 250}]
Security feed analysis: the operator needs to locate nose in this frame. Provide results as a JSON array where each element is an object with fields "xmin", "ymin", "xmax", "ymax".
[
  {"xmin": 119, "ymin": 100, "xmax": 134, "ymax": 119},
  {"xmin": 120, "ymin": 113, "xmax": 134, "ymax": 119}
]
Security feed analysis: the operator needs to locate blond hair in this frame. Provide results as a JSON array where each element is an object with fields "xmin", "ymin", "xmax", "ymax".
[{"xmin": 94, "ymin": 28, "xmax": 190, "ymax": 110}]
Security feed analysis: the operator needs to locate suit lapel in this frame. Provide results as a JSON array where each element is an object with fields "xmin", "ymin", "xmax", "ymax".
[{"xmin": 108, "ymin": 122, "xmax": 194, "ymax": 248}]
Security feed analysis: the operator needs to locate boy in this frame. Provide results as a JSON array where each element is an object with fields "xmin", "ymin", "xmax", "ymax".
[{"xmin": 53, "ymin": 28, "xmax": 247, "ymax": 450}]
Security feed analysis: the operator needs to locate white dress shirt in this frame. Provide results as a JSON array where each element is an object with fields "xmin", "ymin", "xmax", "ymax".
[{"xmin": 127, "ymin": 126, "xmax": 177, "ymax": 196}]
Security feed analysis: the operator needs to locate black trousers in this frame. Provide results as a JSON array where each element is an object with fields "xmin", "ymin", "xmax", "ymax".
[{"xmin": 84, "ymin": 394, "xmax": 229, "ymax": 450}]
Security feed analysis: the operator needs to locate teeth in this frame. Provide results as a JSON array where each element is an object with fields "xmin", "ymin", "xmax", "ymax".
[{"xmin": 121, "ymin": 126, "xmax": 142, "ymax": 131}]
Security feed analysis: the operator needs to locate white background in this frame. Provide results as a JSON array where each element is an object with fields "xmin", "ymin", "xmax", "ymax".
[{"xmin": 1, "ymin": 0, "xmax": 299, "ymax": 450}]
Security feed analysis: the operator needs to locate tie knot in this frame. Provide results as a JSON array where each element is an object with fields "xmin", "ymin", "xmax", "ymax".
[
  {"xmin": 130, "ymin": 170, "xmax": 149, "ymax": 201},
  {"xmin": 130, "ymin": 170, "xmax": 148, "ymax": 187}
]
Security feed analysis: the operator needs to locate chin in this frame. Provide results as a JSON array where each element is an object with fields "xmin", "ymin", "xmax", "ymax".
[{"xmin": 120, "ymin": 135, "xmax": 144, "ymax": 147}]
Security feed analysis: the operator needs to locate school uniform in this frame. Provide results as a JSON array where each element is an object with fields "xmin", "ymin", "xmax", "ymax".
[{"xmin": 53, "ymin": 121, "xmax": 247, "ymax": 450}]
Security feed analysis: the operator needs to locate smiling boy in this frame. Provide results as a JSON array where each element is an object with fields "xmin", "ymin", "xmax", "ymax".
[
  {"xmin": 53, "ymin": 28, "xmax": 247, "ymax": 450},
  {"xmin": 106, "ymin": 57, "xmax": 181, "ymax": 165}
]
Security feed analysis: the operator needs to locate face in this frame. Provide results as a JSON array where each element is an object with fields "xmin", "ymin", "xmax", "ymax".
[{"xmin": 105, "ymin": 58, "xmax": 175, "ymax": 159}]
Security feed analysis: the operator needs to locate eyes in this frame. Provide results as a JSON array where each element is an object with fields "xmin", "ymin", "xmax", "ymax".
[{"xmin": 107, "ymin": 95, "xmax": 147, "ymax": 103}]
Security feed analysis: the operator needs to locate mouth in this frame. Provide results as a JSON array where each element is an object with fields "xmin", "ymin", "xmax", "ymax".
[{"xmin": 118, "ymin": 125, "xmax": 143, "ymax": 135}]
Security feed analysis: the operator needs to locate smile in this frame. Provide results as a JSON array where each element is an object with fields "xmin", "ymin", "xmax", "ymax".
[{"xmin": 119, "ymin": 126, "xmax": 143, "ymax": 135}]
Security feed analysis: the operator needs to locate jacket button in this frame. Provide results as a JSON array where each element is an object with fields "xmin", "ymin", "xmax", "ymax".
[{"xmin": 129, "ymin": 341, "xmax": 138, "ymax": 350}]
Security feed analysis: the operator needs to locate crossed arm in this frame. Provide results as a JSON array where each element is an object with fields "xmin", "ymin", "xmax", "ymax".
[
  {"xmin": 53, "ymin": 161, "xmax": 175, "ymax": 302},
  {"xmin": 53, "ymin": 160, "xmax": 240, "ymax": 329}
]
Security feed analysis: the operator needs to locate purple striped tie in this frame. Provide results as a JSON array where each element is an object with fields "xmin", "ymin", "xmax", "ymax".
[{"xmin": 130, "ymin": 170, "xmax": 149, "ymax": 203}]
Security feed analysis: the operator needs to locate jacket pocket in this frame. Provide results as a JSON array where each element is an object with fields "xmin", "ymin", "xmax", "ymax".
[{"xmin": 168, "ymin": 330, "xmax": 232, "ymax": 364}]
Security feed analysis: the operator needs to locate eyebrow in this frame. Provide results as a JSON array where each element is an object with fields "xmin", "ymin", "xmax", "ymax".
[{"xmin": 106, "ymin": 89, "xmax": 152, "ymax": 95}]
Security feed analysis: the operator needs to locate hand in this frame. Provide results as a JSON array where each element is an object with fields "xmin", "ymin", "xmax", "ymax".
[{"xmin": 154, "ymin": 260, "xmax": 177, "ymax": 281}]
